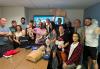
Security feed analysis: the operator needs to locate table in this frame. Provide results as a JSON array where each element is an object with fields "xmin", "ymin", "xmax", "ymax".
[{"xmin": 0, "ymin": 48, "xmax": 48, "ymax": 69}]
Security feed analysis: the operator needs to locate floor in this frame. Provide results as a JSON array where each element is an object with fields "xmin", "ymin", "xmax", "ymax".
[{"xmin": 0, "ymin": 48, "xmax": 48, "ymax": 69}]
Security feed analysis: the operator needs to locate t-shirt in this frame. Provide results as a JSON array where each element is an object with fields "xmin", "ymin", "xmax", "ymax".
[
  {"xmin": 58, "ymin": 32, "xmax": 69, "ymax": 44},
  {"xmin": 9, "ymin": 26, "xmax": 16, "ymax": 33},
  {"xmin": 21, "ymin": 24, "xmax": 27, "ymax": 30},
  {"xmin": 0, "ymin": 26, "xmax": 11, "ymax": 45},
  {"xmin": 57, "ymin": 32, "xmax": 69, "ymax": 51},
  {"xmin": 85, "ymin": 19, "xmax": 99, "ymax": 47},
  {"xmin": 34, "ymin": 28, "xmax": 46, "ymax": 35}
]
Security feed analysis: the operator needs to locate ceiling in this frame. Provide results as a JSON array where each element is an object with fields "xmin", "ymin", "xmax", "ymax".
[{"xmin": 0, "ymin": 0, "xmax": 100, "ymax": 9}]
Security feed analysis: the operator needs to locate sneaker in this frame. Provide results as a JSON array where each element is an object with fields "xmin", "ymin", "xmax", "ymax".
[{"xmin": 3, "ymin": 55, "xmax": 12, "ymax": 58}]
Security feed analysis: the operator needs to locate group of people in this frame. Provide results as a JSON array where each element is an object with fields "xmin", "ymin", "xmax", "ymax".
[{"xmin": 0, "ymin": 17, "xmax": 100, "ymax": 69}]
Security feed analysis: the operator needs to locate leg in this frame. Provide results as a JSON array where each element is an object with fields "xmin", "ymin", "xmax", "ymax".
[
  {"xmin": 89, "ymin": 47, "xmax": 98, "ymax": 69},
  {"xmin": 92, "ymin": 60, "xmax": 98, "ymax": 69},
  {"xmin": 88, "ymin": 57, "xmax": 92, "ymax": 69}
]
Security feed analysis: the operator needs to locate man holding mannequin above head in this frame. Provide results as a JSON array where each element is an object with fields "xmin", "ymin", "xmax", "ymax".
[
  {"xmin": 84, "ymin": 18, "xmax": 99, "ymax": 69},
  {"xmin": 0, "ymin": 18, "xmax": 13, "ymax": 57}
]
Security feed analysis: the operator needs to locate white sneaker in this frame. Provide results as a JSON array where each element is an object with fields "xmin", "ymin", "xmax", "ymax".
[
  {"xmin": 76, "ymin": 65, "xmax": 82, "ymax": 69},
  {"xmin": 3, "ymin": 55, "xmax": 12, "ymax": 58}
]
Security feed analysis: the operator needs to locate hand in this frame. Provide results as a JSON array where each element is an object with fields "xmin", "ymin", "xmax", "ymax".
[
  {"xmin": 58, "ymin": 46, "xmax": 62, "ymax": 49},
  {"xmin": 0, "ymin": 32, "xmax": 11, "ymax": 36},
  {"xmin": 63, "ymin": 62, "xmax": 67, "ymax": 69}
]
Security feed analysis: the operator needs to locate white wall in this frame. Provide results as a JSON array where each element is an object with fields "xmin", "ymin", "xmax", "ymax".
[
  {"xmin": 0, "ymin": 6, "xmax": 25, "ymax": 27},
  {"xmin": 0, "ymin": 7, "xmax": 84, "ymax": 26},
  {"xmin": 0, "ymin": 7, "xmax": 2, "ymax": 17},
  {"xmin": 65, "ymin": 9, "xmax": 84, "ymax": 23},
  {"xmin": 25, "ymin": 8, "xmax": 84, "ymax": 24}
]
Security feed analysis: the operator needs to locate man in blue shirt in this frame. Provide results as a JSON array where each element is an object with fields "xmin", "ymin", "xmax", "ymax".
[{"xmin": 0, "ymin": 18, "xmax": 13, "ymax": 57}]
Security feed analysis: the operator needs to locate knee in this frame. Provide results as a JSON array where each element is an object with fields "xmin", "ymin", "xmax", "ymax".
[{"xmin": 92, "ymin": 60, "xmax": 97, "ymax": 65}]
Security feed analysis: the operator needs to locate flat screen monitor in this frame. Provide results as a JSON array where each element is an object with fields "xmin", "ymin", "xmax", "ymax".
[{"xmin": 33, "ymin": 15, "xmax": 64, "ymax": 25}]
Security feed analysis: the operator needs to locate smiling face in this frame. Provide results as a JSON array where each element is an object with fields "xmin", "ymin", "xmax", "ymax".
[
  {"xmin": 59, "ymin": 26, "xmax": 64, "ymax": 34},
  {"xmin": 84, "ymin": 19, "xmax": 92, "ymax": 26}
]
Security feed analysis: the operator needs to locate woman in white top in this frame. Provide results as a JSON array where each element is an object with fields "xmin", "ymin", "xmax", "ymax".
[
  {"xmin": 13, "ymin": 25, "xmax": 25, "ymax": 48},
  {"xmin": 63, "ymin": 32, "xmax": 83, "ymax": 69}
]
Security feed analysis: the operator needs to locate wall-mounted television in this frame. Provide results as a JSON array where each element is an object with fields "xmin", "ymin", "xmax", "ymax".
[{"xmin": 33, "ymin": 15, "xmax": 64, "ymax": 25}]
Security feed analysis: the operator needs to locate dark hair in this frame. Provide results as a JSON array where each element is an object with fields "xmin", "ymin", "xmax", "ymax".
[
  {"xmin": 16, "ymin": 25, "xmax": 22, "ymax": 31},
  {"xmin": 58, "ymin": 18, "xmax": 62, "ymax": 22},
  {"xmin": 30, "ymin": 20, "xmax": 34, "ymax": 23},
  {"xmin": 46, "ymin": 18, "xmax": 50, "ymax": 22},
  {"xmin": 21, "ymin": 17, "xmax": 25, "ymax": 20},
  {"xmin": 84, "ymin": 17, "xmax": 92, "ymax": 22},
  {"xmin": 50, "ymin": 21, "xmax": 56, "ymax": 30},
  {"xmin": 12, "ymin": 20, "xmax": 16, "ymax": 23},
  {"xmin": 73, "ymin": 32, "xmax": 80, "ymax": 42}
]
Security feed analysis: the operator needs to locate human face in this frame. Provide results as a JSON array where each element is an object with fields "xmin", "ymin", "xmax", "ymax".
[
  {"xmin": 29, "ymin": 23, "xmax": 33, "ymax": 28},
  {"xmin": 12, "ymin": 22, "xmax": 17, "ymax": 27},
  {"xmin": 0, "ymin": 18, "xmax": 7, "ymax": 26},
  {"xmin": 46, "ymin": 19, "xmax": 50, "ymax": 25},
  {"xmin": 84, "ymin": 19, "xmax": 92, "ymax": 26},
  {"xmin": 74, "ymin": 20, "xmax": 80, "ymax": 28},
  {"xmin": 21, "ymin": 19, "xmax": 25, "ymax": 24},
  {"xmin": 73, "ymin": 34, "xmax": 79, "ymax": 42},
  {"xmin": 16, "ymin": 26, "xmax": 21, "ymax": 31},
  {"xmin": 38, "ymin": 22, "xmax": 43, "ymax": 28},
  {"xmin": 59, "ymin": 26, "xmax": 64, "ymax": 34}
]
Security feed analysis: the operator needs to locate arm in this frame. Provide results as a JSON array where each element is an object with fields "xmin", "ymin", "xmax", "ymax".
[
  {"xmin": 94, "ymin": 27, "xmax": 100, "ymax": 35},
  {"xmin": 63, "ymin": 42, "xmax": 69, "ymax": 48},
  {"xmin": 0, "ymin": 32, "xmax": 11, "ymax": 36}
]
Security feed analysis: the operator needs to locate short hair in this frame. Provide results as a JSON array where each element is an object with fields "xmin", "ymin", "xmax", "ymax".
[
  {"xmin": 84, "ymin": 17, "xmax": 92, "ymax": 21},
  {"xmin": 58, "ymin": 18, "xmax": 62, "ymax": 22},
  {"xmin": 12, "ymin": 20, "xmax": 16, "ymax": 23},
  {"xmin": 30, "ymin": 20, "xmax": 33, "ymax": 23},
  {"xmin": 46, "ymin": 18, "xmax": 50, "ymax": 22},
  {"xmin": 21, "ymin": 17, "xmax": 25, "ymax": 20}
]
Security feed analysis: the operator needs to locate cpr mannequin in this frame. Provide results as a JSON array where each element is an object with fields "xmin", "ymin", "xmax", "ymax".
[
  {"xmin": 26, "ymin": 45, "xmax": 46, "ymax": 62},
  {"xmin": 55, "ymin": 40, "xmax": 67, "ymax": 62},
  {"xmin": 92, "ymin": 19, "xmax": 100, "ymax": 35}
]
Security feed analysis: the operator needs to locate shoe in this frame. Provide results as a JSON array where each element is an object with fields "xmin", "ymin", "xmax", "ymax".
[
  {"xmin": 3, "ymin": 54, "xmax": 12, "ymax": 58},
  {"xmin": 25, "ymin": 45, "xmax": 31, "ymax": 49},
  {"xmin": 3, "ymin": 50, "xmax": 19, "ymax": 58}
]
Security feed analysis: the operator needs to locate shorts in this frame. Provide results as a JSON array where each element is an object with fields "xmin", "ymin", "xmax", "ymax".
[{"xmin": 84, "ymin": 46, "xmax": 97, "ymax": 60}]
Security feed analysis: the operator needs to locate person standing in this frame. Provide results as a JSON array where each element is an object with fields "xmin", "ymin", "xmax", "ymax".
[
  {"xmin": 84, "ymin": 18, "xmax": 99, "ymax": 69},
  {"xmin": 21, "ymin": 17, "xmax": 27, "ymax": 30},
  {"xmin": 73, "ymin": 19, "xmax": 84, "ymax": 44}
]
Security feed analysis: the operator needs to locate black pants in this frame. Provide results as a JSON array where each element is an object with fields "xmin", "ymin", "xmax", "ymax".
[{"xmin": 0, "ymin": 44, "xmax": 13, "ymax": 57}]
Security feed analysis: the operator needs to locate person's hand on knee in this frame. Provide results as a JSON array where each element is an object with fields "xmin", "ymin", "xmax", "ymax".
[{"xmin": 63, "ymin": 62, "xmax": 67, "ymax": 69}]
